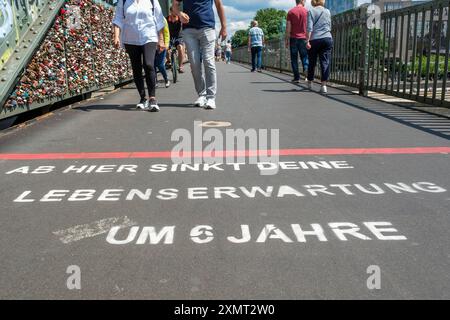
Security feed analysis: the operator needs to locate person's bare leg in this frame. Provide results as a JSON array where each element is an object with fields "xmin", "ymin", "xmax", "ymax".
[{"xmin": 177, "ymin": 44, "xmax": 185, "ymax": 72}]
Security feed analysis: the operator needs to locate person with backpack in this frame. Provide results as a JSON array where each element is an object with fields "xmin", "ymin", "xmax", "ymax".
[
  {"xmin": 113, "ymin": 0, "xmax": 166, "ymax": 111},
  {"xmin": 306, "ymin": 0, "xmax": 333, "ymax": 94}
]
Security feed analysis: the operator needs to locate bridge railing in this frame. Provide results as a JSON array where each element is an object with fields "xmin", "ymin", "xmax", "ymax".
[{"xmin": 232, "ymin": 0, "xmax": 450, "ymax": 108}]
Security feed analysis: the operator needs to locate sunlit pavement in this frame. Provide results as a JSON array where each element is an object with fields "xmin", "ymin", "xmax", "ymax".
[{"xmin": 0, "ymin": 63, "xmax": 449, "ymax": 299}]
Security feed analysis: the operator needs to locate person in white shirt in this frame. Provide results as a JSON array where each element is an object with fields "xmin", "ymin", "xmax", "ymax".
[
  {"xmin": 225, "ymin": 40, "xmax": 232, "ymax": 64},
  {"xmin": 113, "ymin": 0, "xmax": 166, "ymax": 111}
]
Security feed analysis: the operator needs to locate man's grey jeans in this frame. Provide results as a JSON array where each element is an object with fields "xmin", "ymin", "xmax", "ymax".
[{"xmin": 181, "ymin": 27, "xmax": 217, "ymax": 100}]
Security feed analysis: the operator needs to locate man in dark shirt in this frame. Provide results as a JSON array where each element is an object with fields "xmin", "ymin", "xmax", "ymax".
[
  {"xmin": 173, "ymin": 0, "xmax": 227, "ymax": 110},
  {"xmin": 285, "ymin": 0, "xmax": 309, "ymax": 82},
  {"xmin": 167, "ymin": 6, "xmax": 186, "ymax": 72}
]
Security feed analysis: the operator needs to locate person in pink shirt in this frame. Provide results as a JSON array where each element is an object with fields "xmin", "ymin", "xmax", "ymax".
[{"xmin": 285, "ymin": 0, "xmax": 309, "ymax": 83}]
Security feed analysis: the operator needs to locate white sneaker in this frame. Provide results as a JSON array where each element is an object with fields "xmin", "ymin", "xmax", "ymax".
[
  {"xmin": 148, "ymin": 98, "xmax": 160, "ymax": 112},
  {"xmin": 136, "ymin": 99, "xmax": 149, "ymax": 110},
  {"xmin": 307, "ymin": 81, "xmax": 313, "ymax": 90},
  {"xmin": 320, "ymin": 85, "xmax": 328, "ymax": 94},
  {"xmin": 165, "ymin": 80, "xmax": 170, "ymax": 88},
  {"xmin": 205, "ymin": 98, "xmax": 216, "ymax": 110},
  {"xmin": 194, "ymin": 96, "xmax": 207, "ymax": 107}
]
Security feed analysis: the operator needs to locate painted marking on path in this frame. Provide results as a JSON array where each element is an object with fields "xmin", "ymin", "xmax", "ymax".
[
  {"xmin": 52, "ymin": 216, "xmax": 137, "ymax": 244},
  {"xmin": 0, "ymin": 147, "xmax": 449, "ymax": 160}
]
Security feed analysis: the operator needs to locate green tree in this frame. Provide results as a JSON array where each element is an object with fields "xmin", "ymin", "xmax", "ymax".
[
  {"xmin": 253, "ymin": 8, "xmax": 287, "ymax": 40},
  {"xmin": 347, "ymin": 27, "xmax": 388, "ymax": 69},
  {"xmin": 231, "ymin": 29, "xmax": 249, "ymax": 48}
]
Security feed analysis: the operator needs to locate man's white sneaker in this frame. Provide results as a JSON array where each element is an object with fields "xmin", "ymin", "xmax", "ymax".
[
  {"xmin": 194, "ymin": 96, "xmax": 207, "ymax": 107},
  {"xmin": 205, "ymin": 99, "xmax": 216, "ymax": 110},
  {"xmin": 165, "ymin": 80, "xmax": 171, "ymax": 88},
  {"xmin": 136, "ymin": 99, "xmax": 149, "ymax": 110},
  {"xmin": 148, "ymin": 98, "xmax": 160, "ymax": 112},
  {"xmin": 320, "ymin": 85, "xmax": 328, "ymax": 94}
]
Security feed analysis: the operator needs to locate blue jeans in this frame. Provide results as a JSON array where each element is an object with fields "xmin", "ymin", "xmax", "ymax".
[
  {"xmin": 225, "ymin": 51, "xmax": 231, "ymax": 63},
  {"xmin": 182, "ymin": 27, "xmax": 217, "ymax": 99},
  {"xmin": 155, "ymin": 49, "xmax": 168, "ymax": 82},
  {"xmin": 251, "ymin": 46, "xmax": 262, "ymax": 71},
  {"xmin": 307, "ymin": 37, "xmax": 333, "ymax": 82},
  {"xmin": 290, "ymin": 38, "xmax": 309, "ymax": 80}
]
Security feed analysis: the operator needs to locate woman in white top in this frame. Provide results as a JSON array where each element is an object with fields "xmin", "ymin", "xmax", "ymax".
[
  {"xmin": 225, "ymin": 40, "xmax": 232, "ymax": 64},
  {"xmin": 113, "ymin": 0, "xmax": 166, "ymax": 111}
]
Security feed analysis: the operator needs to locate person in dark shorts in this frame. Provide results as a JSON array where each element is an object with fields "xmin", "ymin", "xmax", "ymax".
[{"xmin": 167, "ymin": 6, "xmax": 186, "ymax": 73}]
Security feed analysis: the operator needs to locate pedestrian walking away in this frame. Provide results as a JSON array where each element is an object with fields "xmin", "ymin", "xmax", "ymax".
[
  {"xmin": 172, "ymin": 0, "xmax": 227, "ymax": 110},
  {"xmin": 155, "ymin": 17, "xmax": 171, "ymax": 88},
  {"xmin": 286, "ymin": 0, "xmax": 309, "ymax": 83},
  {"xmin": 225, "ymin": 40, "xmax": 232, "ymax": 64},
  {"xmin": 113, "ymin": 0, "xmax": 166, "ymax": 111},
  {"xmin": 306, "ymin": 0, "xmax": 333, "ymax": 94},
  {"xmin": 167, "ymin": 6, "xmax": 186, "ymax": 73},
  {"xmin": 248, "ymin": 20, "xmax": 264, "ymax": 73},
  {"xmin": 215, "ymin": 43, "xmax": 222, "ymax": 62}
]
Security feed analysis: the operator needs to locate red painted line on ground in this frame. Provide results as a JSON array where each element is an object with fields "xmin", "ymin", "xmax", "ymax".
[{"xmin": 0, "ymin": 147, "xmax": 449, "ymax": 160}]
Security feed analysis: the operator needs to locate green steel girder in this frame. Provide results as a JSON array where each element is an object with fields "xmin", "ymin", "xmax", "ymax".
[{"xmin": 0, "ymin": 0, "xmax": 65, "ymax": 119}]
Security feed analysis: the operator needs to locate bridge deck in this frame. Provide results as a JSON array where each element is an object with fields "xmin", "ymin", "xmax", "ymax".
[{"xmin": 0, "ymin": 63, "xmax": 449, "ymax": 299}]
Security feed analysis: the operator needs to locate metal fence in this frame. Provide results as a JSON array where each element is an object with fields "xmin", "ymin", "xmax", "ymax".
[
  {"xmin": 1, "ymin": 0, "xmax": 48, "ymax": 69},
  {"xmin": 232, "ymin": 0, "xmax": 450, "ymax": 108}
]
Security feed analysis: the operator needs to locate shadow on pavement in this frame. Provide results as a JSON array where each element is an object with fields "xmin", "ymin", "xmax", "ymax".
[
  {"xmin": 249, "ymin": 66, "xmax": 450, "ymax": 140},
  {"xmin": 323, "ymin": 94, "xmax": 450, "ymax": 140},
  {"xmin": 158, "ymin": 103, "xmax": 197, "ymax": 108},
  {"xmin": 75, "ymin": 103, "xmax": 197, "ymax": 112},
  {"xmin": 75, "ymin": 104, "xmax": 136, "ymax": 112},
  {"xmin": 228, "ymin": 71, "xmax": 252, "ymax": 74},
  {"xmin": 250, "ymin": 81, "xmax": 288, "ymax": 84},
  {"xmin": 262, "ymin": 89, "xmax": 306, "ymax": 93}
]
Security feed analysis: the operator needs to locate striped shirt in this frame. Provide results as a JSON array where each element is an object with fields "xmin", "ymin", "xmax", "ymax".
[{"xmin": 249, "ymin": 27, "xmax": 264, "ymax": 47}]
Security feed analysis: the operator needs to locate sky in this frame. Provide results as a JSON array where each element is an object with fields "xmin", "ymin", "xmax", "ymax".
[
  {"xmin": 218, "ymin": 0, "xmax": 425, "ymax": 38},
  {"xmin": 217, "ymin": 0, "xmax": 313, "ymax": 38}
]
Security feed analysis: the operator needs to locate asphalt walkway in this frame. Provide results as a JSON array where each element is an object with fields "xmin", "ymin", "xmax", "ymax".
[{"xmin": 0, "ymin": 62, "xmax": 449, "ymax": 299}]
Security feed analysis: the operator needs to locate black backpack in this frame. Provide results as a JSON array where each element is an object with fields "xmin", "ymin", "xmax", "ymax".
[{"xmin": 123, "ymin": 0, "xmax": 155, "ymax": 18}]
